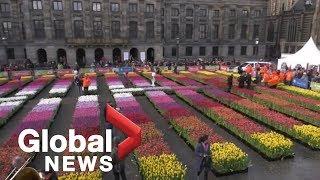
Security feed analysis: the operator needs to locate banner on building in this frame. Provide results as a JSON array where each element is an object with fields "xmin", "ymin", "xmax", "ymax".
[
  {"xmin": 140, "ymin": 52, "xmax": 146, "ymax": 62},
  {"xmin": 124, "ymin": 52, "xmax": 129, "ymax": 61}
]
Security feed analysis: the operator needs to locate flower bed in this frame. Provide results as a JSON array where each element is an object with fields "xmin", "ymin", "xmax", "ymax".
[
  {"xmin": 0, "ymin": 98, "xmax": 61, "ymax": 179},
  {"xmin": 161, "ymin": 72, "xmax": 204, "ymax": 86},
  {"xmin": 126, "ymin": 72, "xmax": 151, "ymax": 87},
  {"xmin": 0, "ymin": 78, "xmax": 8, "ymax": 86},
  {"xmin": 203, "ymin": 87, "xmax": 320, "ymax": 149},
  {"xmin": 105, "ymin": 72, "xmax": 125, "ymax": 89},
  {"xmin": 0, "ymin": 96, "xmax": 28, "ymax": 103},
  {"xmin": 233, "ymin": 87, "xmax": 320, "ymax": 127},
  {"xmin": 256, "ymin": 86, "xmax": 320, "ymax": 112},
  {"xmin": 145, "ymin": 91, "xmax": 249, "ymax": 174},
  {"xmin": 142, "ymin": 72, "xmax": 180, "ymax": 87},
  {"xmin": 59, "ymin": 95, "xmax": 101, "ymax": 178},
  {"xmin": 277, "ymin": 84, "xmax": 320, "ymax": 100},
  {"xmin": 172, "ymin": 90, "xmax": 293, "ymax": 160},
  {"xmin": 15, "ymin": 77, "xmax": 54, "ymax": 98},
  {"xmin": 0, "ymin": 78, "xmax": 32, "ymax": 97},
  {"xmin": 49, "ymin": 77, "xmax": 74, "ymax": 97},
  {"xmin": 113, "ymin": 92, "xmax": 186, "ymax": 179},
  {"xmin": 0, "ymin": 100, "xmax": 25, "ymax": 127}
]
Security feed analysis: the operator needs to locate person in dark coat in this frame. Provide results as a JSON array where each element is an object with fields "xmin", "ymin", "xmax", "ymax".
[
  {"xmin": 195, "ymin": 135, "xmax": 211, "ymax": 180},
  {"xmin": 246, "ymin": 73, "xmax": 252, "ymax": 89},
  {"xmin": 238, "ymin": 72, "xmax": 245, "ymax": 88},
  {"xmin": 74, "ymin": 73, "xmax": 83, "ymax": 95},
  {"xmin": 227, "ymin": 74, "xmax": 233, "ymax": 92},
  {"xmin": 112, "ymin": 137, "xmax": 127, "ymax": 180}
]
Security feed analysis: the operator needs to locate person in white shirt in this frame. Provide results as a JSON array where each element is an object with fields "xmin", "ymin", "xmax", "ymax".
[{"xmin": 151, "ymin": 71, "xmax": 156, "ymax": 87}]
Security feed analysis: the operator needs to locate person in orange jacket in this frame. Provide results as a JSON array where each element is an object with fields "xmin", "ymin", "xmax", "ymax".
[
  {"xmin": 285, "ymin": 69, "xmax": 294, "ymax": 85},
  {"xmin": 82, "ymin": 74, "xmax": 91, "ymax": 95},
  {"xmin": 268, "ymin": 70, "xmax": 281, "ymax": 88},
  {"xmin": 245, "ymin": 64, "xmax": 253, "ymax": 75},
  {"xmin": 279, "ymin": 71, "xmax": 286, "ymax": 82}
]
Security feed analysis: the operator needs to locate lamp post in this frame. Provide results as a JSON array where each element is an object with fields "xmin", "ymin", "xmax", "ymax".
[
  {"xmin": 255, "ymin": 38, "xmax": 259, "ymax": 57},
  {"xmin": 176, "ymin": 37, "xmax": 180, "ymax": 62},
  {"xmin": 1, "ymin": 36, "xmax": 8, "ymax": 65}
]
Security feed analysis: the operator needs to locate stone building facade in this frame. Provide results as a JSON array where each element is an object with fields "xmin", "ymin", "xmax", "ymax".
[{"xmin": 0, "ymin": 0, "xmax": 318, "ymax": 66}]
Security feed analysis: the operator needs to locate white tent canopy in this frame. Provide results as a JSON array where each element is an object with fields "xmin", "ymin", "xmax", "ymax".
[{"xmin": 277, "ymin": 37, "xmax": 320, "ymax": 69}]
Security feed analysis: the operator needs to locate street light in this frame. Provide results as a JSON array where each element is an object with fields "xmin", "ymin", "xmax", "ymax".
[
  {"xmin": 255, "ymin": 38, "xmax": 259, "ymax": 45},
  {"xmin": 1, "ymin": 36, "xmax": 8, "ymax": 65},
  {"xmin": 176, "ymin": 37, "xmax": 180, "ymax": 62}
]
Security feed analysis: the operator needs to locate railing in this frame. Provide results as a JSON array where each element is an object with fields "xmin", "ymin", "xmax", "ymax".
[{"xmin": 6, "ymin": 156, "xmax": 34, "ymax": 180}]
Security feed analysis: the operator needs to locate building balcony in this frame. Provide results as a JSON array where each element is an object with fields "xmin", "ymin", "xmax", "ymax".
[{"xmin": 66, "ymin": 37, "xmax": 129, "ymax": 45}]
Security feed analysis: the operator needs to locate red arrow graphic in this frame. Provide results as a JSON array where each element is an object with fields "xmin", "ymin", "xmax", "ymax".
[{"xmin": 106, "ymin": 104, "xmax": 141, "ymax": 160}]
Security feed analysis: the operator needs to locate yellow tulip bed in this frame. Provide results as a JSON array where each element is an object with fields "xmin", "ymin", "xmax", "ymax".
[
  {"xmin": 138, "ymin": 154, "xmax": 187, "ymax": 179},
  {"xmin": 293, "ymin": 125, "xmax": 320, "ymax": 149},
  {"xmin": 251, "ymin": 132, "xmax": 294, "ymax": 158},
  {"xmin": 58, "ymin": 171, "xmax": 102, "ymax": 180},
  {"xmin": 277, "ymin": 84, "xmax": 320, "ymax": 100},
  {"xmin": 0, "ymin": 77, "xmax": 8, "ymax": 85},
  {"xmin": 211, "ymin": 143, "xmax": 248, "ymax": 173}
]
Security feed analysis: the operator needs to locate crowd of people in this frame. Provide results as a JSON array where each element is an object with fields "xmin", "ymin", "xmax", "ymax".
[{"xmin": 236, "ymin": 63, "xmax": 320, "ymax": 89}]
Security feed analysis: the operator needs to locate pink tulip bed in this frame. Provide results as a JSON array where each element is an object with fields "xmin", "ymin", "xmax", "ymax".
[
  {"xmin": 113, "ymin": 92, "xmax": 187, "ymax": 179},
  {"xmin": 126, "ymin": 72, "xmax": 151, "ymax": 87},
  {"xmin": 59, "ymin": 95, "xmax": 101, "ymax": 178},
  {"xmin": 87, "ymin": 77, "xmax": 98, "ymax": 94},
  {"xmin": 145, "ymin": 91, "xmax": 250, "ymax": 174},
  {"xmin": 0, "ymin": 78, "xmax": 32, "ymax": 97},
  {"xmin": 0, "ymin": 98, "xmax": 62, "ymax": 179},
  {"xmin": 105, "ymin": 72, "xmax": 125, "ymax": 89},
  {"xmin": 203, "ymin": 87, "xmax": 320, "ymax": 149},
  {"xmin": 49, "ymin": 77, "xmax": 74, "ymax": 97},
  {"xmin": 15, "ymin": 77, "xmax": 54, "ymax": 98},
  {"xmin": 0, "ymin": 100, "xmax": 25, "ymax": 127},
  {"xmin": 173, "ymin": 89, "xmax": 294, "ymax": 160}
]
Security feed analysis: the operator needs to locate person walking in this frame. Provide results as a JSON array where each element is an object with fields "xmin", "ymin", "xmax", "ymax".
[
  {"xmin": 112, "ymin": 137, "xmax": 127, "ymax": 180},
  {"xmin": 82, "ymin": 74, "xmax": 91, "ymax": 95},
  {"xmin": 151, "ymin": 71, "xmax": 156, "ymax": 87},
  {"xmin": 195, "ymin": 135, "xmax": 211, "ymax": 180},
  {"xmin": 227, "ymin": 74, "xmax": 233, "ymax": 92},
  {"xmin": 74, "ymin": 73, "xmax": 83, "ymax": 95}
]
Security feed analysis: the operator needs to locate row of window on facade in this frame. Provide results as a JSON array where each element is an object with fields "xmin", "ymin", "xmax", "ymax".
[
  {"xmin": 169, "ymin": 46, "xmax": 259, "ymax": 57},
  {"xmin": 0, "ymin": 1, "xmax": 262, "ymax": 18},
  {"xmin": 1, "ymin": 20, "xmax": 261, "ymax": 40},
  {"xmin": 170, "ymin": 23, "xmax": 260, "ymax": 40}
]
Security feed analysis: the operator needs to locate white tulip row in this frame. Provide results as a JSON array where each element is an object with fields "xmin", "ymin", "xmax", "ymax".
[
  {"xmin": 78, "ymin": 95, "xmax": 99, "ymax": 102},
  {"xmin": 0, "ymin": 96, "xmax": 28, "ymax": 103}
]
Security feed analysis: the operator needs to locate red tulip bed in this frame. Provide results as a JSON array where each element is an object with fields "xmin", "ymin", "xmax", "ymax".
[
  {"xmin": 188, "ymin": 72, "xmax": 320, "ymax": 127},
  {"xmin": 0, "ymin": 78, "xmax": 32, "ymax": 97},
  {"xmin": 15, "ymin": 77, "xmax": 54, "ymax": 98},
  {"xmin": 0, "ymin": 98, "xmax": 62, "ymax": 179},
  {"xmin": 173, "ymin": 89, "xmax": 294, "ymax": 160},
  {"xmin": 233, "ymin": 87, "xmax": 320, "ymax": 127},
  {"xmin": 59, "ymin": 95, "xmax": 102, "ymax": 179},
  {"xmin": 142, "ymin": 72, "xmax": 201, "ymax": 93},
  {"xmin": 161, "ymin": 72, "xmax": 204, "ymax": 87},
  {"xmin": 145, "ymin": 91, "xmax": 249, "ymax": 174},
  {"xmin": 113, "ymin": 92, "xmax": 187, "ymax": 179},
  {"xmin": 203, "ymin": 87, "xmax": 320, "ymax": 149},
  {"xmin": 256, "ymin": 86, "xmax": 320, "ymax": 112}
]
